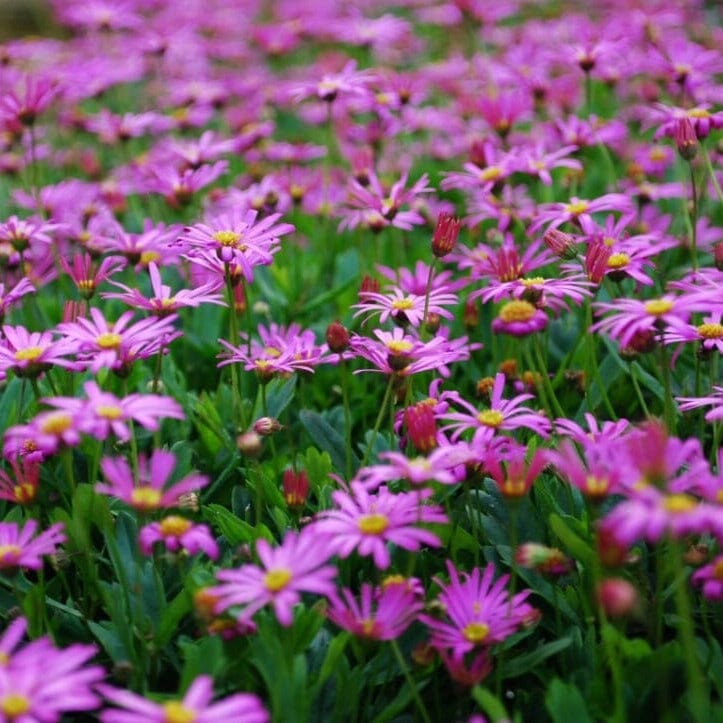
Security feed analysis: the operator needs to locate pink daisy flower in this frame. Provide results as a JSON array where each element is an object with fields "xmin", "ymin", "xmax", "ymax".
[
  {"xmin": 483, "ymin": 441, "xmax": 548, "ymax": 498},
  {"xmin": 530, "ymin": 193, "xmax": 634, "ymax": 234},
  {"xmin": 419, "ymin": 560, "xmax": 535, "ymax": 661},
  {"xmin": 353, "ymin": 286, "xmax": 458, "ymax": 327},
  {"xmin": 60, "ymin": 253, "xmax": 126, "ymax": 300},
  {"xmin": 0, "ymin": 456, "xmax": 40, "ymax": 505},
  {"xmin": 441, "ymin": 373, "xmax": 551, "ymax": 445},
  {"xmin": 3, "ymin": 409, "xmax": 84, "ymax": 458},
  {"xmin": 139, "ymin": 516, "xmax": 218, "ymax": 560},
  {"xmin": 0, "ymin": 325, "xmax": 79, "ymax": 378},
  {"xmin": 290, "ymin": 60, "xmax": 376, "ymax": 103},
  {"xmin": 356, "ymin": 448, "xmax": 460, "ymax": 490},
  {"xmin": 98, "ymin": 675, "xmax": 268, "ymax": 723},
  {"xmin": 0, "ymin": 278, "xmax": 35, "ymax": 321},
  {"xmin": 327, "ymin": 581, "xmax": 423, "ymax": 640},
  {"xmin": 0, "ymin": 519, "xmax": 65, "ymax": 571},
  {"xmin": 97, "ymin": 450, "xmax": 209, "ymax": 513},
  {"xmin": 210, "ymin": 527, "xmax": 337, "ymax": 626},
  {"xmin": 664, "ymin": 313, "xmax": 723, "ymax": 356},
  {"xmin": 676, "ymin": 386, "xmax": 723, "ymax": 423},
  {"xmin": 310, "ymin": 482, "xmax": 447, "ymax": 569},
  {"xmin": 692, "ymin": 556, "xmax": 723, "ymax": 601}
]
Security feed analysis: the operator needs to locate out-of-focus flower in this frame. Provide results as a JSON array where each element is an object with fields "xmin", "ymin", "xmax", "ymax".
[
  {"xmin": 0, "ymin": 520, "xmax": 65, "ymax": 571},
  {"xmin": 139, "ymin": 517, "xmax": 218, "ymax": 559}
]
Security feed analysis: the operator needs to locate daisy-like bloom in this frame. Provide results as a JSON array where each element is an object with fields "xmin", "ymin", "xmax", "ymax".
[
  {"xmin": 180, "ymin": 208, "xmax": 293, "ymax": 279},
  {"xmin": 545, "ymin": 438, "xmax": 626, "ymax": 499},
  {"xmin": 310, "ymin": 482, "xmax": 447, "ymax": 569},
  {"xmin": 676, "ymin": 386, "xmax": 723, "ymax": 423},
  {"xmin": 591, "ymin": 295, "xmax": 694, "ymax": 349},
  {"xmin": 0, "ymin": 325, "xmax": 78, "ymax": 378},
  {"xmin": 290, "ymin": 59, "xmax": 376, "ymax": 103},
  {"xmin": 517, "ymin": 143, "xmax": 582, "ymax": 186},
  {"xmin": 59, "ymin": 253, "xmax": 126, "ymax": 300},
  {"xmin": 84, "ymin": 109, "xmax": 160, "ymax": 145},
  {"xmin": 419, "ymin": 560, "xmax": 535, "ymax": 661},
  {"xmin": 97, "ymin": 450, "xmax": 209, "ymax": 513},
  {"xmin": 0, "ymin": 215, "xmax": 62, "ymax": 252},
  {"xmin": 210, "ymin": 527, "xmax": 337, "ymax": 627},
  {"xmin": 56, "ymin": 308, "xmax": 181, "ymax": 374},
  {"xmin": 0, "ymin": 457, "xmax": 40, "ymax": 505},
  {"xmin": 652, "ymin": 103, "xmax": 723, "ymax": 141},
  {"xmin": 458, "ymin": 239, "xmax": 555, "ymax": 285},
  {"xmin": 377, "ymin": 260, "xmax": 468, "ymax": 296},
  {"xmin": 42, "ymin": 381, "xmax": 184, "ymax": 443},
  {"xmin": 139, "ymin": 517, "xmax": 218, "ymax": 560},
  {"xmin": 554, "ymin": 412, "xmax": 630, "ymax": 444},
  {"xmin": 338, "ymin": 170, "xmax": 432, "ymax": 233},
  {"xmin": 692, "ymin": 556, "xmax": 723, "ymax": 601},
  {"xmin": 0, "ymin": 519, "xmax": 65, "ymax": 571},
  {"xmin": 441, "ymin": 151, "xmax": 519, "ymax": 194},
  {"xmin": 356, "ymin": 447, "xmax": 460, "ymax": 490},
  {"xmin": 0, "ymin": 631, "xmax": 103, "ymax": 722},
  {"xmin": 166, "ymin": 130, "xmax": 239, "ymax": 170},
  {"xmin": 0, "ymin": 278, "xmax": 35, "ymax": 322},
  {"xmin": 664, "ymin": 313, "xmax": 723, "ymax": 356},
  {"xmin": 529, "ymin": 193, "xmax": 634, "ymax": 234},
  {"xmin": 353, "ymin": 286, "xmax": 458, "ymax": 327},
  {"xmin": 0, "ymin": 73, "xmax": 58, "ymax": 126},
  {"xmin": 102, "ymin": 261, "xmax": 225, "ymax": 316},
  {"xmin": 326, "ymin": 581, "xmax": 423, "ymax": 640},
  {"xmin": 94, "ymin": 220, "xmax": 181, "ymax": 267},
  {"xmin": 483, "ymin": 441, "xmax": 548, "ymax": 498},
  {"xmin": 98, "ymin": 675, "xmax": 268, "ymax": 723},
  {"xmin": 141, "ymin": 161, "xmax": 228, "ymax": 208},
  {"xmin": 3, "ymin": 409, "xmax": 83, "ymax": 458},
  {"xmin": 441, "ymin": 373, "xmax": 551, "ymax": 445}
]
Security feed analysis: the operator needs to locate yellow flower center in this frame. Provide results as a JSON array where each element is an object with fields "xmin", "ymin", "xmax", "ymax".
[
  {"xmin": 607, "ymin": 253, "xmax": 630, "ymax": 269},
  {"xmin": 501, "ymin": 477, "xmax": 527, "ymax": 496},
  {"xmin": 0, "ymin": 544, "xmax": 21, "ymax": 563},
  {"xmin": 140, "ymin": 251, "xmax": 161, "ymax": 265},
  {"xmin": 96, "ymin": 404, "xmax": 123, "ymax": 420},
  {"xmin": 499, "ymin": 300, "xmax": 536, "ymax": 323},
  {"xmin": 13, "ymin": 483, "xmax": 36, "ymax": 505},
  {"xmin": 162, "ymin": 701, "xmax": 197, "ymax": 723},
  {"xmin": 381, "ymin": 574, "xmax": 406, "ymax": 589},
  {"xmin": 648, "ymin": 147, "xmax": 667, "ymax": 161},
  {"xmin": 713, "ymin": 559, "xmax": 723, "ymax": 581},
  {"xmin": 477, "ymin": 409, "xmax": 504, "ymax": 427},
  {"xmin": 159, "ymin": 516, "xmax": 193, "ymax": 537},
  {"xmin": 0, "ymin": 693, "xmax": 31, "ymax": 718},
  {"xmin": 130, "ymin": 487, "xmax": 162, "ymax": 511},
  {"xmin": 39, "ymin": 412, "xmax": 72, "ymax": 435},
  {"xmin": 565, "ymin": 200, "xmax": 589, "ymax": 215},
  {"xmin": 697, "ymin": 323, "xmax": 723, "ymax": 339},
  {"xmin": 391, "ymin": 298, "xmax": 415, "ymax": 310},
  {"xmin": 644, "ymin": 299, "xmax": 673, "ymax": 316},
  {"xmin": 520, "ymin": 277, "xmax": 545, "ymax": 287},
  {"xmin": 264, "ymin": 567, "xmax": 292, "ymax": 592},
  {"xmin": 663, "ymin": 494, "xmax": 697, "ymax": 513},
  {"xmin": 212, "ymin": 230, "xmax": 241, "ymax": 247},
  {"xmin": 96, "ymin": 332, "xmax": 122, "ymax": 349},
  {"xmin": 14, "ymin": 346, "xmax": 43, "ymax": 361},
  {"xmin": 361, "ymin": 619, "xmax": 377, "ymax": 637},
  {"xmin": 386, "ymin": 340, "xmax": 413, "ymax": 354},
  {"xmin": 358, "ymin": 513, "xmax": 390, "ymax": 535},
  {"xmin": 478, "ymin": 166, "xmax": 502, "ymax": 182},
  {"xmin": 585, "ymin": 475, "xmax": 609, "ymax": 497},
  {"xmin": 263, "ymin": 346, "xmax": 282, "ymax": 358},
  {"xmin": 687, "ymin": 108, "xmax": 710, "ymax": 119},
  {"xmin": 462, "ymin": 621, "xmax": 490, "ymax": 643}
]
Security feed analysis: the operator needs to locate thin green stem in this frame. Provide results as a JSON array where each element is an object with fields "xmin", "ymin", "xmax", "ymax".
[
  {"xmin": 390, "ymin": 639, "xmax": 432, "ymax": 723},
  {"xmin": 531, "ymin": 334, "xmax": 565, "ymax": 419},
  {"xmin": 225, "ymin": 268, "xmax": 242, "ymax": 429},
  {"xmin": 688, "ymin": 162, "xmax": 698, "ymax": 272},
  {"xmin": 361, "ymin": 375, "xmax": 395, "ymax": 469},
  {"xmin": 421, "ymin": 259, "xmax": 436, "ymax": 329},
  {"xmin": 628, "ymin": 363, "xmax": 651, "ymax": 418},
  {"xmin": 658, "ymin": 341, "xmax": 676, "ymax": 434},
  {"xmin": 700, "ymin": 142, "xmax": 723, "ymax": 203},
  {"xmin": 340, "ymin": 357, "xmax": 353, "ymax": 480},
  {"xmin": 584, "ymin": 297, "xmax": 618, "ymax": 420}
]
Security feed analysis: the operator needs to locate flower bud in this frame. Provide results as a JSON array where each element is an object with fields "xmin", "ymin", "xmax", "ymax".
[
  {"xmin": 713, "ymin": 242, "xmax": 723, "ymax": 271},
  {"xmin": 359, "ymin": 274, "xmax": 380, "ymax": 296},
  {"xmin": 463, "ymin": 297, "xmax": 479, "ymax": 329},
  {"xmin": 253, "ymin": 417, "xmax": 282, "ymax": 436},
  {"xmin": 596, "ymin": 578, "xmax": 639, "ymax": 619},
  {"xmin": 236, "ymin": 430, "xmax": 262, "ymax": 457},
  {"xmin": 283, "ymin": 469, "xmax": 309, "ymax": 509},
  {"xmin": 326, "ymin": 321, "xmax": 350, "ymax": 353},
  {"xmin": 431, "ymin": 212, "xmax": 461, "ymax": 258},
  {"xmin": 404, "ymin": 402, "xmax": 438, "ymax": 454},
  {"xmin": 515, "ymin": 543, "xmax": 572, "ymax": 576},
  {"xmin": 544, "ymin": 228, "xmax": 577, "ymax": 259},
  {"xmin": 674, "ymin": 118, "xmax": 697, "ymax": 161},
  {"xmin": 425, "ymin": 312, "xmax": 441, "ymax": 334}
]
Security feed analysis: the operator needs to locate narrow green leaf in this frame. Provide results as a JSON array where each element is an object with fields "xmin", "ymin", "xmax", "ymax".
[{"xmin": 545, "ymin": 679, "xmax": 592, "ymax": 723}]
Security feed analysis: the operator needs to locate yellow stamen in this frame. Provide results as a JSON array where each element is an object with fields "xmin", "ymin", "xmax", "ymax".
[
  {"xmin": 130, "ymin": 487, "xmax": 162, "ymax": 510},
  {"xmin": 212, "ymin": 230, "xmax": 241, "ymax": 246},
  {"xmin": 477, "ymin": 409, "xmax": 504, "ymax": 427},
  {"xmin": 96, "ymin": 405, "xmax": 123, "ymax": 420},
  {"xmin": 39, "ymin": 412, "xmax": 72, "ymax": 435},
  {"xmin": 0, "ymin": 693, "xmax": 31, "ymax": 718},
  {"xmin": 462, "ymin": 621, "xmax": 490, "ymax": 643},
  {"xmin": 644, "ymin": 299, "xmax": 673, "ymax": 316},
  {"xmin": 607, "ymin": 253, "xmax": 630, "ymax": 269},
  {"xmin": 96, "ymin": 332, "xmax": 122, "ymax": 349},
  {"xmin": 162, "ymin": 701, "xmax": 197, "ymax": 723},
  {"xmin": 14, "ymin": 346, "xmax": 43, "ymax": 362},
  {"xmin": 386, "ymin": 340, "xmax": 413, "ymax": 355},
  {"xmin": 264, "ymin": 567, "xmax": 292, "ymax": 592},
  {"xmin": 159, "ymin": 516, "xmax": 193, "ymax": 537},
  {"xmin": 0, "ymin": 544, "xmax": 21, "ymax": 563},
  {"xmin": 358, "ymin": 513, "xmax": 389, "ymax": 535},
  {"xmin": 391, "ymin": 298, "xmax": 414, "ymax": 310},
  {"xmin": 663, "ymin": 494, "xmax": 697, "ymax": 513},
  {"xmin": 499, "ymin": 300, "xmax": 536, "ymax": 323},
  {"xmin": 697, "ymin": 323, "xmax": 723, "ymax": 339},
  {"xmin": 565, "ymin": 200, "xmax": 589, "ymax": 215}
]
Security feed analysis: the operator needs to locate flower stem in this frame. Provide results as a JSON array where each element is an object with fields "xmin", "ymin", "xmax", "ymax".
[
  {"xmin": 390, "ymin": 639, "xmax": 431, "ymax": 723},
  {"xmin": 421, "ymin": 259, "xmax": 436, "ymax": 328},
  {"xmin": 700, "ymin": 142, "xmax": 723, "ymax": 203},
  {"xmin": 584, "ymin": 297, "xmax": 617, "ymax": 420},
  {"xmin": 658, "ymin": 342, "xmax": 676, "ymax": 434},
  {"xmin": 340, "ymin": 357, "xmax": 353, "ymax": 480},
  {"xmin": 361, "ymin": 375, "xmax": 394, "ymax": 469},
  {"xmin": 225, "ymin": 267, "xmax": 242, "ymax": 428},
  {"xmin": 688, "ymin": 162, "xmax": 699, "ymax": 272}
]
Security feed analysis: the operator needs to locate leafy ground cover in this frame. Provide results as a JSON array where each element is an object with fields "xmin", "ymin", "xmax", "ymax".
[{"xmin": 0, "ymin": 0, "xmax": 721, "ymax": 721}]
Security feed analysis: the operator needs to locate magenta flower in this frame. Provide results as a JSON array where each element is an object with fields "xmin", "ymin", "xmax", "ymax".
[
  {"xmin": 43, "ymin": 381, "xmax": 184, "ymax": 442},
  {"xmin": 0, "ymin": 456, "xmax": 40, "ymax": 505},
  {"xmin": 93, "ymin": 220, "xmax": 181, "ymax": 267},
  {"xmin": 180, "ymin": 208, "xmax": 293, "ymax": 276},
  {"xmin": 356, "ymin": 448, "xmax": 460, "ymax": 490},
  {"xmin": 290, "ymin": 60, "xmax": 376, "ymax": 103},
  {"xmin": 98, "ymin": 450, "xmax": 209, "ymax": 512},
  {"xmin": 311, "ymin": 482, "xmax": 447, "ymax": 569},
  {"xmin": 0, "ymin": 73, "xmax": 59, "ymax": 126},
  {"xmin": 0, "ymin": 325, "xmax": 78, "ymax": 378},
  {"xmin": 139, "ymin": 516, "xmax": 218, "ymax": 560},
  {"xmin": 483, "ymin": 442, "xmax": 548, "ymax": 498},
  {"xmin": 353, "ymin": 286, "xmax": 458, "ymax": 327},
  {"xmin": 99, "ymin": 675, "xmax": 268, "ymax": 723},
  {"xmin": 0, "ymin": 520, "xmax": 65, "ymax": 571},
  {"xmin": 530, "ymin": 193, "xmax": 634, "ymax": 234},
  {"xmin": 102, "ymin": 262, "xmax": 225, "ymax": 316},
  {"xmin": 57, "ymin": 307, "xmax": 181, "ymax": 374},
  {"xmin": 327, "ymin": 581, "xmax": 423, "ymax": 640},
  {"xmin": 441, "ymin": 373, "xmax": 551, "ymax": 445},
  {"xmin": 0, "ymin": 278, "xmax": 35, "ymax": 321},
  {"xmin": 664, "ymin": 314, "xmax": 723, "ymax": 355},
  {"xmin": 419, "ymin": 560, "xmax": 535, "ymax": 661},
  {"xmin": 0, "ymin": 215, "xmax": 62, "ymax": 252},
  {"xmin": 554, "ymin": 412, "xmax": 631, "ymax": 444},
  {"xmin": 0, "ymin": 625, "xmax": 103, "ymax": 721},
  {"xmin": 3, "ymin": 409, "xmax": 83, "ymax": 458},
  {"xmin": 60, "ymin": 253, "xmax": 126, "ymax": 300},
  {"xmin": 210, "ymin": 527, "xmax": 337, "ymax": 626},
  {"xmin": 677, "ymin": 386, "xmax": 723, "ymax": 423},
  {"xmin": 141, "ymin": 161, "xmax": 228, "ymax": 208},
  {"xmin": 692, "ymin": 556, "xmax": 723, "ymax": 601},
  {"xmin": 591, "ymin": 295, "xmax": 693, "ymax": 349}
]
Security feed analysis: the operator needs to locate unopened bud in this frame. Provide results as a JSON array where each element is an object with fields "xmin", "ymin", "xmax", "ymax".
[
  {"xmin": 463, "ymin": 297, "xmax": 479, "ymax": 329},
  {"xmin": 431, "ymin": 212, "xmax": 461, "ymax": 258},
  {"xmin": 596, "ymin": 578, "xmax": 640, "ymax": 619},
  {"xmin": 544, "ymin": 229, "xmax": 577, "ymax": 259},
  {"xmin": 359, "ymin": 274, "xmax": 380, "ymax": 296},
  {"xmin": 713, "ymin": 242, "xmax": 723, "ymax": 271},
  {"xmin": 253, "ymin": 417, "xmax": 282, "ymax": 436},
  {"xmin": 326, "ymin": 321, "xmax": 350, "ymax": 353},
  {"xmin": 404, "ymin": 402, "xmax": 438, "ymax": 454},
  {"xmin": 236, "ymin": 430, "xmax": 262, "ymax": 457},
  {"xmin": 425, "ymin": 312, "xmax": 441, "ymax": 334},
  {"xmin": 498, "ymin": 358, "xmax": 518, "ymax": 380},
  {"xmin": 283, "ymin": 469, "xmax": 309, "ymax": 509},
  {"xmin": 475, "ymin": 376, "xmax": 496, "ymax": 401},
  {"xmin": 233, "ymin": 284, "xmax": 247, "ymax": 313},
  {"xmin": 515, "ymin": 543, "xmax": 572, "ymax": 576},
  {"xmin": 674, "ymin": 118, "xmax": 697, "ymax": 161}
]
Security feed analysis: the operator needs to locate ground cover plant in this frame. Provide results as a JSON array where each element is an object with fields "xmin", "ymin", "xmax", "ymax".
[{"xmin": 0, "ymin": 0, "xmax": 721, "ymax": 720}]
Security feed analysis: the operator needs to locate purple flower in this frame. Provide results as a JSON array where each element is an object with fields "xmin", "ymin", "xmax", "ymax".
[
  {"xmin": 0, "ymin": 520, "xmax": 65, "ymax": 571},
  {"xmin": 139, "ymin": 516, "xmax": 218, "ymax": 559}
]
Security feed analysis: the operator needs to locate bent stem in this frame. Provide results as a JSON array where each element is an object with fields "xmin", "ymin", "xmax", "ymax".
[{"xmin": 390, "ymin": 639, "xmax": 432, "ymax": 723}]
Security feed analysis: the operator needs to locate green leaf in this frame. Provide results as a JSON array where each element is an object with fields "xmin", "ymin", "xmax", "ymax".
[
  {"xmin": 299, "ymin": 409, "xmax": 359, "ymax": 475},
  {"xmin": 178, "ymin": 635, "xmax": 225, "ymax": 691},
  {"xmin": 252, "ymin": 375, "xmax": 297, "ymax": 420},
  {"xmin": 203, "ymin": 503, "xmax": 274, "ymax": 545},
  {"xmin": 88, "ymin": 620, "xmax": 128, "ymax": 662},
  {"xmin": 503, "ymin": 637, "xmax": 573, "ymax": 678},
  {"xmin": 545, "ymin": 679, "xmax": 592, "ymax": 723},
  {"xmin": 472, "ymin": 686, "xmax": 510, "ymax": 722},
  {"xmin": 548, "ymin": 513, "xmax": 594, "ymax": 565},
  {"xmin": 156, "ymin": 589, "xmax": 192, "ymax": 648}
]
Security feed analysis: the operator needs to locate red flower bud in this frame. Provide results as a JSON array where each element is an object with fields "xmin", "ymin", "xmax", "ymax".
[
  {"xmin": 674, "ymin": 118, "xmax": 697, "ymax": 161},
  {"xmin": 431, "ymin": 212, "xmax": 461, "ymax": 258},
  {"xmin": 283, "ymin": 469, "xmax": 309, "ymax": 509},
  {"xmin": 326, "ymin": 321, "xmax": 350, "ymax": 353}
]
